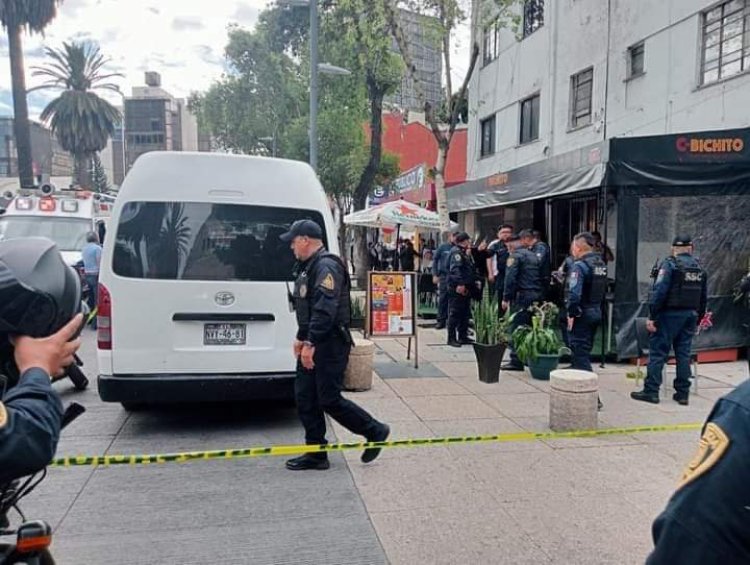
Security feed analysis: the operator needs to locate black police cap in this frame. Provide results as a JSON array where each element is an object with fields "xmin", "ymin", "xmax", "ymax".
[
  {"xmin": 672, "ymin": 235, "xmax": 693, "ymax": 246},
  {"xmin": 280, "ymin": 219, "xmax": 323, "ymax": 242},
  {"xmin": 454, "ymin": 232, "xmax": 471, "ymax": 243}
]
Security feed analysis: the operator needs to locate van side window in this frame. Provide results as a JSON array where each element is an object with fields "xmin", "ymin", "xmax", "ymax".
[{"xmin": 112, "ymin": 202, "xmax": 327, "ymax": 281}]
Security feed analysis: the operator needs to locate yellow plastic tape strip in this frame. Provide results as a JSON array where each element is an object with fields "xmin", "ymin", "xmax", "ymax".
[{"xmin": 50, "ymin": 422, "xmax": 702, "ymax": 468}]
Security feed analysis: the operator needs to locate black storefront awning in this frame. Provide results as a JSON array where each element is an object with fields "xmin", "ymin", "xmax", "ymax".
[
  {"xmin": 448, "ymin": 141, "xmax": 608, "ymax": 212},
  {"xmin": 607, "ymin": 126, "xmax": 750, "ymax": 192}
]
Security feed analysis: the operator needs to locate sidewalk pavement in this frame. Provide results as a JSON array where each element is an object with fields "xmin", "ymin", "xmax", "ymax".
[{"xmin": 332, "ymin": 327, "xmax": 747, "ymax": 565}]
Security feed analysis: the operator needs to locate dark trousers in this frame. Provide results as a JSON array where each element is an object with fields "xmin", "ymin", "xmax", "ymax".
[
  {"xmin": 508, "ymin": 305, "xmax": 533, "ymax": 367},
  {"xmin": 447, "ymin": 292, "xmax": 471, "ymax": 342},
  {"xmin": 295, "ymin": 337, "xmax": 379, "ymax": 453},
  {"xmin": 85, "ymin": 274, "xmax": 98, "ymax": 328},
  {"xmin": 437, "ymin": 277, "xmax": 449, "ymax": 324},
  {"xmin": 644, "ymin": 310, "xmax": 698, "ymax": 395},
  {"xmin": 569, "ymin": 308, "xmax": 601, "ymax": 372}
]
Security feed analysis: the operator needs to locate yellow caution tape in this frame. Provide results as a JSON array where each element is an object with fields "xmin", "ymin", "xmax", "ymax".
[{"xmin": 50, "ymin": 422, "xmax": 703, "ymax": 468}]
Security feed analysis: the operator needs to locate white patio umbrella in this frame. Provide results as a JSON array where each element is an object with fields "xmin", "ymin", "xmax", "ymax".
[
  {"xmin": 344, "ymin": 199, "xmax": 458, "ymax": 270},
  {"xmin": 343, "ymin": 199, "xmax": 458, "ymax": 231}
]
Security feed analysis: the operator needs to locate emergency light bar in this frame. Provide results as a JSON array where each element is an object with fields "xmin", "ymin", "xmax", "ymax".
[{"xmin": 39, "ymin": 198, "xmax": 56, "ymax": 212}]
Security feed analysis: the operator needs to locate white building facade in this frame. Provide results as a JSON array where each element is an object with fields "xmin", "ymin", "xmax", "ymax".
[{"xmin": 455, "ymin": 0, "xmax": 750, "ymax": 357}]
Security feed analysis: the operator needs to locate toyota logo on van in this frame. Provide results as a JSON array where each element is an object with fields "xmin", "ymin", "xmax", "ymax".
[{"xmin": 215, "ymin": 291, "xmax": 235, "ymax": 306}]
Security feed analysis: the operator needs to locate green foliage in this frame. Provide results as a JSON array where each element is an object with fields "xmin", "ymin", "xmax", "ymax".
[
  {"xmin": 31, "ymin": 41, "xmax": 122, "ymax": 187},
  {"xmin": 90, "ymin": 153, "xmax": 109, "ymax": 193},
  {"xmin": 351, "ymin": 295, "xmax": 365, "ymax": 319},
  {"xmin": 471, "ymin": 294, "xmax": 511, "ymax": 345},
  {"xmin": 511, "ymin": 302, "xmax": 565, "ymax": 364},
  {"xmin": 0, "ymin": 0, "xmax": 61, "ymax": 32}
]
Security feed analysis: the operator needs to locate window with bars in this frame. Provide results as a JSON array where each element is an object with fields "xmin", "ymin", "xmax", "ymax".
[
  {"xmin": 480, "ymin": 115, "xmax": 496, "ymax": 157},
  {"xmin": 701, "ymin": 0, "xmax": 750, "ymax": 85},
  {"xmin": 628, "ymin": 42, "xmax": 645, "ymax": 78},
  {"xmin": 482, "ymin": 19, "xmax": 501, "ymax": 65},
  {"xmin": 519, "ymin": 94, "xmax": 540, "ymax": 145},
  {"xmin": 570, "ymin": 67, "xmax": 594, "ymax": 129},
  {"xmin": 523, "ymin": 0, "xmax": 544, "ymax": 38}
]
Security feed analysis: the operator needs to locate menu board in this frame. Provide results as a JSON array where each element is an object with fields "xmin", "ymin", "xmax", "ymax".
[{"xmin": 367, "ymin": 272, "xmax": 417, "ymax": 337}]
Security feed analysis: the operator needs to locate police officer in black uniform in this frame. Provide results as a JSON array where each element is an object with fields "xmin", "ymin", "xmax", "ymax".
[
  {"xmin": 281, "ymin": 220, "xmax": 390, "ymax": 470},
  {"xmin": 432, "ymin": 231, "xmax": 459, "ymax": 330},
  {"xmin": 520, "ymin": 229, "xmax": 551, "ymax": 299},
  {"xmin": 486, "ymin": 224, "xmax": 513, "ymax": 312},
  {"xmin": 502, "ymin": 234, "xmax": 543, "ymax": 370},
  {"xmin": 632, "ymin": 235, "xmax": 707, "ymax": 406},
  {"xmin": 646, "ymin": 378, "xmax": 750, "ymax": 564},
  {"xmin": 565, "ymin": 232, "xmax": 607, "ymax": 373},
  {"xmin": 446, "ymin": 232, "xmax": 479, "ymax": 348},
  {"xmin": 0, "ymin": 238, "xmax": 84, "ymax": 483}
]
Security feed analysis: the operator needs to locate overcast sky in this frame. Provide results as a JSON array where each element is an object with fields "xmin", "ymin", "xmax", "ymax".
[{"xmin": 0, "ymin": 0, "xmax": 470, "ymax": 120}]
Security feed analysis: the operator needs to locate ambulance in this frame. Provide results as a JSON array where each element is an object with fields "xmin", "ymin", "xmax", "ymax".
[{"xmin": 0, "ymin": 183, "xmax": 114, "ymax": 266}]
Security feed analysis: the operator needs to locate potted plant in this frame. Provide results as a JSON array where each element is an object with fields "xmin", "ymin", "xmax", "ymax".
[
  {"xmin": 350, "ymin": 296, "xmax": 365, "ymax": 330},
  {"xmin": 470, "ymin": 294, "xmax": 511, "ymax": 384},
  {"xmin": 512, "ymin": 302, "xmax": 569, "ymax": 380}
]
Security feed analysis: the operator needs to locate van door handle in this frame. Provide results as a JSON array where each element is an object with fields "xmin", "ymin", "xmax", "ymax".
[{"xmin": 172, "ymin": 313, "xmax": 275, "ymax": 322}]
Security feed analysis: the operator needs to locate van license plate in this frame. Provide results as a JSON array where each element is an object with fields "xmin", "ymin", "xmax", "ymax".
[{"xmin": 204, "ymin": 323, "xmax": 246, "ymax": 346}]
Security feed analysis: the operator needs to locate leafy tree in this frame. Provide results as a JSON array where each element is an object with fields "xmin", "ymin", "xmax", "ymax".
[
  {"xmin": 31, "ymin": 41, "xmax": 122, "ymax": 188},
  {"xmin": 0, "ymin": 0, "xmax": 64, "ymax": 188},
  {"xmin": 90, "ymin": 152, "xmax": 109, "ymax": 193},
  {"xmin": 382, "ymin": 0, "xmax": 519, "ymax": 233}
]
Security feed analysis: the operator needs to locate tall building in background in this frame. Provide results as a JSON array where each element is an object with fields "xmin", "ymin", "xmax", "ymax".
[
  {"xmin": 0, "ymin": 117, "xmax": 73, "ymax": 182},
  {"xmin": 101, "ymin": 71, "xmax": 206, "ymax": 186},
  {"xmin": 385, "ymin": 9, "xmax": 443, "ymax": 112}
]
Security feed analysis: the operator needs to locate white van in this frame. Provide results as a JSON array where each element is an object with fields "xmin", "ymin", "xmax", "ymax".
[{"xmin": 96, "ymin": 152, "xmax": 338, "ymax": 408}]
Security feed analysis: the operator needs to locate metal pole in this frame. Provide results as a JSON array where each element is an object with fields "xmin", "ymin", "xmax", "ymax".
[{"xmin": 309, "ymin": 0, "xmax": 319, "ymax": 172}]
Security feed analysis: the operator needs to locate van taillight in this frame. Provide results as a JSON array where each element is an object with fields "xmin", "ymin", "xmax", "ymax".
[{"xmin": 97, "ymin": 283, "xmax": 112, "ymax": 350}]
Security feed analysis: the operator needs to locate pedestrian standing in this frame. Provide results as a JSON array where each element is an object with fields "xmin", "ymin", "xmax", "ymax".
[
  {"xmin": 432, "ymin": 231, "xmax": 458, "ymax": 330},
  {"xmin": 486, "ymin": 224, "xmax": 514, "ymax": 311},
  {"xmin": 399, "ymin": 239, "xmax": 418, "ymax": 272},
  {"xmin": 565, "ymin": 232, "xmax": 608, "ymax": 372},
  {"xmin": 81, "ymin": 231, "xmax": 102, "ymax": 329},
  {"xmin": 631, "ymin": 235, "xmax": 707, "ymax": 406},
  {"xmin": 501, "ymin": 234, "xmax": 544, "ymax": 370},
  {"xmin": 446, "ymin": 232, "xmax": 478, "ymax": 347},
  {"xmin": 281, "ymin": 220, "xmax": 390, "ymax": 471}
]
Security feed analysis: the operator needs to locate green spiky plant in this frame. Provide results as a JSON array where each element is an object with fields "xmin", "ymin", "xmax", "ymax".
[
  {"xmin": 512, "ymin": 302, "xmax": 566, "ymax": 364},
  {"xmin": 471, "ymin": 294, "xmax": 511, "ymax": 346}
]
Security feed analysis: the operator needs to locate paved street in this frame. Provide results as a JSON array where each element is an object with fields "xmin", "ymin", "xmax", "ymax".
[{"xmin": 30, "ymin": 328, "xmax": 747, "ymax": 564}]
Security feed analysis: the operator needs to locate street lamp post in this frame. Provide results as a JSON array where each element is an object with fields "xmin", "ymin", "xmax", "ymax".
[{"xmin": 277, "ymin": 0, "xmax": 351, "ymax": 173}]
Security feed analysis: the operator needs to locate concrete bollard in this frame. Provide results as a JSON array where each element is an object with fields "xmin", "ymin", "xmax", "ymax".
[
  {"xmin": 549, "ymin": 369, "xmax": 598, "ymax": 432},
  {"xmin": 344, "ymin": 338, "xmax": 375, "ymax": 392}
]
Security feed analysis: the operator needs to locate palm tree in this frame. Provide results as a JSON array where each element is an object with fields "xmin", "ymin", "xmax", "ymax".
[
  {"xmin": 0, "ymin": 0, "xmax": 63, "ymax": 188},
  {"xmin": 31, "ymin": 41, "xmax": 122, "ymax": 188}
]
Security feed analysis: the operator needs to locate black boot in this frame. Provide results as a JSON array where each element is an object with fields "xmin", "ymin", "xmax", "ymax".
[
  {"xmin": 630, "ymin": 390, "xmax": 660, "ymax": 404},
  {"xmin": 672, "ymin": 392, "xmax": 689, "ymax": 406},
  {"xmin": 362, "ymin": 423, "xmax": 390, "ymax": 463},
  {"xmin": 285, "ymin": 454, "xmax": 330, "ymax": 471}
]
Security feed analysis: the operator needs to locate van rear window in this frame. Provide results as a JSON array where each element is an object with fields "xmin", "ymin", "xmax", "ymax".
[{"xmin": 112, "ymin": 202, "xmax": 327, "ymax": 281}]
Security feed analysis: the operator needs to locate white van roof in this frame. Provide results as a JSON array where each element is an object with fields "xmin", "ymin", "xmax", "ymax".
[{"xmin": 120, "ymin": 152, "xmax": 328, "ymax": 209}]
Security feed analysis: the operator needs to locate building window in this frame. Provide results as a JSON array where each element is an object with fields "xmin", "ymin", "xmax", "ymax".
[
  {"xmin": 523, "ymin": 0, "xmax": 544, "ymax": 38},
  {"xmin": 483, "ymin": 19, "xmax": 501, "ymax": 65},
  {"xmin": 480, "ymin": 115, "xmax": 496, "ymax": 157},
  {"xmin": 519, "ymin": 94, "xmax": 540, "ymax": 145},
  {"xmin": 628, "ymin": 42, "xmax": 645, "ymax": 78},
  {"xmin": 701, "ymin": 0, "xmax": 750, "ymax": 85},
  {"xmin": 570, "ymin": 67, "xmax": 594, "ymax": 129}
]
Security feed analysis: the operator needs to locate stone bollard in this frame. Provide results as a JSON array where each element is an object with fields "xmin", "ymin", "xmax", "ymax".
[
  {"xmin": 549, "ymin": 369, "xmax": 598, "ymax": 432},
  {"xmin": 344, "ymin": 338, "xmax": 375, "ymax": 392}
]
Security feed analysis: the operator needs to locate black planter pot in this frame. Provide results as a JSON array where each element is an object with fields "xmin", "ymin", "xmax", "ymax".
[
  {"xmin": 472, "ymin": 343, "xmax": 506, "ymax": 384},
  {"xmin": 350, "ymin": 318, "xmax": 365, "ymax": 330}
]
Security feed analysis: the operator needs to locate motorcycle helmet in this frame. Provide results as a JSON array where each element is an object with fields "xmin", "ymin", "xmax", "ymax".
[{"xmin": 0, "ymin": 238, "xmax": 82, "ymax": 338}]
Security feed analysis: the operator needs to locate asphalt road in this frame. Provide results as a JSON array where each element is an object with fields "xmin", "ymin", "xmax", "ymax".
[{"xmin": 18, "ymin": 330, "xmax": 387, "ymax": 564}]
